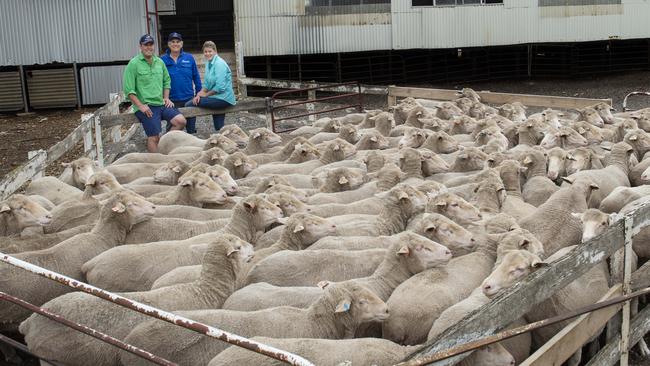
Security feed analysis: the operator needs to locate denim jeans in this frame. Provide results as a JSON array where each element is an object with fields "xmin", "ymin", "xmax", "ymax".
[
  {"xmin": 184, "ymin": 97, "xmax": 233, "ymax": 132},
  {"xmin": 166, "ymin": 98, "xmax": 196, "ymax": 134}
]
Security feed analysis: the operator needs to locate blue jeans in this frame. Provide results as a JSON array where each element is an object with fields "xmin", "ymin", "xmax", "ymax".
[
  {"xmin": 166, "ymin": 98, "xmax": 196, "ymax": 134},
  {"xmin": 185, "ymin": 97, "xmax": 233, "ymax": 132}
]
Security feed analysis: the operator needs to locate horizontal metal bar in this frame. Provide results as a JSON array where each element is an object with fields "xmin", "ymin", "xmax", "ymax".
[
  {"xmin": 272, "ymin": 92, "xmax": 361, "ymax": 110},
  {"xmin": 395, "ymin": 286, "xmax": 650, "ymax": 366},
  {"xmin": 0, "ymin": 252, "xmax": 315, "ymax": 366},
  {"xmin": 0, "ymin": 291, "xmax": 176, "ymax": 366},
  {"xmin": 240, "ymin": 77, "xmax": 388, "ymax": 95},
  {"xmin": 273, "ymin": 104, "xmax": 361, "ymax": 123},
  {"xmin": 0, "ymin": 334, "xmax": 66, "ymax": 366},
  {"xmin": 271, "ymin": 81, "xmax": 361, "ymax": 97}
]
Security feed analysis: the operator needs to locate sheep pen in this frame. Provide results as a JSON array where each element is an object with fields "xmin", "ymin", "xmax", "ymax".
[{"xmin": 1, "ymin": 85, "xmax": 650, "ymax": 366}]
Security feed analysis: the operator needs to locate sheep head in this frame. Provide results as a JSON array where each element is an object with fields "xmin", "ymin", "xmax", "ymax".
[
  {"xmin": 220, "ymin": 125, "xmax": 249, "ymax": 148},
  {"xmin": 0, "ymin": 194, "xmax": 52, "ymax": 235},
  {"xmin": 481, "ymin": 250, "xmax": 548, "ymax": 298},
  {"xmin": 178, "ymin": 172, "xmax": 228, "ymax": 205},
  {"xmin": 572, "ymin": 209, "xmax": 616, "ymax": 243},
  {"xmin": 418, "ymin": 213, "xmax": 475, "ymax": 256},
  {"xmin": 393, "ymin": 232, "xmax": 452, "ymax": 274},
  {"xmin": 153, "ymin": 160, "xmax": 190, "ymax": 185},
  {"xmin": 204, "ymin": 134, "xmax": 239, "ymax": 154}
]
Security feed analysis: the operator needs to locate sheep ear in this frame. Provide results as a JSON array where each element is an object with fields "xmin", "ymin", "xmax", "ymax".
[
  {"xmin": 562, "ymin": 177, "xmax": 575, "ymax": 185},
  {"xmin": 435, "ymin": 200, "xmax": 447, "ymax": 207},
  {"xmin": 335, "ymin": 299, "xmax": 352, "ymax": 313},
  {"xmin": 233, "ymin": 158, "xmax": 243, "ymax": 167},
  {"xmin": 338, "ymin": 176, "xmax": 349, "ymax": 185},
  {"xmin": 243, "ymin": 201, "xmax": 256, "ymax": 212},
  {"xmin": 293, "ymin": 224, "xmax": 305, "ymax": 233},
  {"xmin": 111, "ymin": 202, "xmax": 127, "ymax": 213},
  {"xmin": 276, "ymin": 217, "xmax": 289, "ymax": 225},
  {"xmin": 370, "ymin": 136, "xmax": 378, "ymax": 142},
  {"xmin": 629, "ymin": 135, "xmax": 638, "ymax": 141},
  {"xmin": 519, "ymin": 239, "xmax": 530, "ymax": 249},
  {"xmin": 85, "ymin": 176, "xmax": 97, "ymax": 187},
  {"xmin": 211, "ymin": 153, "xmax": 221, "ymax": 160},
  {"xmin": 0, "ymin": 204, "xmax": 10, "ymax": 213},
  {"xmin": 522, "ymin": 156, "xmax": 532, "ymax": 165},
  {"xmin": 571, "ymin": 212, "xmax": 582, "ymax": 220},
  {"xmin": 172, "ymin": 165, "xmax": 183, "ymax": 173},
  {"xmin": 397, "ymin": 246, "xmax": 411, "ymax": 256},
  {"xmin": 577, "ymin": 127, "xmax": 586, "ymax": 134},
  {"xmin": 61, "ymin": 162, "xmax": 71, "ymax": 168},
  {"xmin": 608, "ymin": 213, "xmax": 619, "ymax": 224},
  {"xmin": 317, "ymin": 280, "xmax": 331, "ymax": 289},
  {"xmin": 180, "ymin": 179, "xmax": 193, "ymax": 187},
  {"xmin": 531, "ymin": 259, "xmax": 549, "ymax": 268},
  {"xmin": 251, "ymin": 131, "xmax": 261, "ymax": 139},
  {"xmin": 398, "ymin": 191, "xmax": 410, "ymax": 201},
  {"xmin": 590, "ymin": 183, "xmax": 600, "ymax": 190},
  {"xmin": 226, "ymin": 246, "xmax": 240, "ymax": 257}
]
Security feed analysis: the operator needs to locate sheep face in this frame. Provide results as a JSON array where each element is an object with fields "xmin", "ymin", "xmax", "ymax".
[
  {"xmin": 266, "ymin": 184, "xmax": 308, "ymax": 203},
  {"xmin": 287, "ymin": 143, "xmax": 321, "ymax": 164},
  {"xmin": 266, "ymin": 192, "xmax": 307, "ymax": 216},
  {"xmin": 468, "ymin": 344, "xmax": 515, "ymax": 366},
  {"xmin": 481, "ymin": 250, "xmax": 547, "ymax": 298},
  {"xmin": 427, "ymin": 192, "xmax": 482, "ymax": 225},
  {"xmin": 358, "ymin": 131, "xmax": 390, "ymax": 151},
  {"xmin": 396, "ymin": 233, "xmax": 452, "ymax": 273},
  {"xmin": 451, "ymin": 147, "xmax": 487, "ymax": 172},
  {"xmin": 250, "ymin": 128, "xmax": 283, "ymax": 149},
  {"xmin": 283, "ymin": 213, "xmax": 337, "ymax": 245},
  {"xmin": 421, "ymin": 151, "xmax": 450, "ymax": 176},
  {"xmin": 153, "ymin": 160, "xmax": 188, "ymax": 185},
  {"xmin": 339, "ymin": 125, "xmax": 360, "ymax": 144},
  {"xmin": 457, "ymin": 88, "xmax": 481, "ymax": 103},
  {"xmin": 1, "ymin": 194, "xmax": 52, "ymax": 233},
  {"xmin": 624, "ymin": 129, "xmax": 650, "ymax": 158},
  {"xmin": 219, "ymin": 234, "xmax": 255, "ymax": 264},
  {"xmin": 179, "ymin": 172, "xmax": 228, "ymax": 205},
  {"xmin": 473, "ymin": 177, "xmax": 507, "ymax": 213},
  {"xmin": 398, "ymin": 128, "xmax": 427, "ymax": 149},
  {"xmin": 398, "ymin": 184, "xmax": 428, "ymax": 212},
  {"xmin": 455, "ymin": 97, "xmax": 474, "ymax": 114},
  {"xmin": 220, "ymin": 125, "xmax": 249, "ymax": 148},
  {"xmin": 592, "ymin": 102, "xmax": 616, "ymax": 124},
  {"xmin": 85, "ymin": 171, "xmax": 122, "ymax": 195},
  {"xmin": 327, "ymin": 283, "xmax": 389, "ymax": 324},
  {"xmin": 200, "ymin": 147, "xmax": 229, "ymax": 166},
  {"xmin": 449, "ymin": 115, "xmax": 477, "ymax": 135},
  {"xmin": 439, "ymin": 102, "xmax": 464, "ymax": 121},
  {"xmin": 498, "ymin": 229, "xmax": 545, "ymax": 259},
  {"xmin": 540, "ymin": 109, "xmax": 563, "ymax": 129},
  {"xmin": 204, "ymin": 134, "xmax": 239, "ymax": 154},
  {"xmin": 540, "ymin": 127, "xmax": 588, "ymax": 149},
  {"xmin": 420, "ymin": 117, "xmax": 448, "ymax": 132},
  {"xmin": 544, "ymin": 148, "xmax": 565, "ymax": 181},
  {"xmin": 565, "ymin": 148, "xmax": 598, "ymax": 176},
  {"xmin": 243, "ymin": 195, "xmax": 284, "ymax": 229},
  {"xmin": 483, "ymin": 213, "xmax": 519, "ymax": 234},
  {"xmin": 517, "ymin": 119, "xmax": 547, "ymax": 144},
  {"xmin": 579, "ymin": 107, "xmax": 605, "ymax": 128},
  {"xmin": 228, "ymin": 153, "xmax": 258, "ymax": 179},
  {"xmin": 62, "ymin": 158, "xmax": 97, "ymax": 187},
  {"xmin": 204, "ymin": 166, "xmax": 238, "ymax": 195},
  {"xmin": 485, "ymin": 152, "xmax": 507, "ymax": 169},
  {"xmin": 321, "ymin": 119, "xmax": 342, "ymax": 133},
  {"xmin": 254, "ymin": 175, "xmax": 292, "ymax": 194},
  {"xmin": 573, "ymin": 122, "xmax": 604, "ymax": 144},
  {"xmin": 111, "ymin": 190, "xmax": 156, "ymax": 225},
  {"xmin": 572, "ymin": 209, "xmax": 615, "ymax": 243},
  {"xmin": 425, "ymin": 132, "xmax": 459, "ymax": 154},
  {"xmin": 419, "ymin": 213, "xmax": 475, "ymax": 256}
]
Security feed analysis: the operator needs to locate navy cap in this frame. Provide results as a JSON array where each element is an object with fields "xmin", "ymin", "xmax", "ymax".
[
  {"xmin": 168, "ymin": 32, "xmax": 183, "ymax": 41},
  {"xmin": 139, "ymin": 34, "xmax": 155, "ymax": 45}
]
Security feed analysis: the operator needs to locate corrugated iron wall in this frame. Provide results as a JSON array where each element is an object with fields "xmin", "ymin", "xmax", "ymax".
[
  {"xmin": 236, "ymin": 0, "xmax": 650, "ymax": 57},
  {"xmin": 0, "ymin": 71, "xmax": 24, "ymax": 112},
  {"xmin": 80, "ymin": 65, "xmax": 127, "ymax": 105},
  {"xmin": 0, "ymin": 0, "xmax": 147, "ymax": 66},
  {"xmin": 26, "ymin": 69, "xmax": 77, "ymax": 109}
]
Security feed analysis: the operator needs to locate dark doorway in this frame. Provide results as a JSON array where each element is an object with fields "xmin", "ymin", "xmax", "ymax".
[{"xmin": 159, "ymin": 0, "xmax": 234, "ymax": 52}]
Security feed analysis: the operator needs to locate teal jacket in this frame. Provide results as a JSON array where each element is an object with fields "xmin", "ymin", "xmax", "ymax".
[{"xmin": 204, "ymin": 55, "xmax": 236, "ymax": 105}]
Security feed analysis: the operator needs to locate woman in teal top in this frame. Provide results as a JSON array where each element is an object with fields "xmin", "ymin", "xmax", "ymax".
[{"xmin": 186, "ymin": 41, "xmax": 236, "ymax": 131}]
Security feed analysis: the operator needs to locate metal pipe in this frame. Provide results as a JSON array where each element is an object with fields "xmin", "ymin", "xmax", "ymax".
[
  {"xmin": 0, "ymin": 292, "xmax": 176, "ymax": 366},
  {"xmin": 271, "ymin": 81, "xmax": 360, "ymax": 96},
  {"xmin": 273, "ymin": 92, "xmax": 361, "ymax": 110},
  {"xmin": 18, "ymin": 65, "xmax": 29, "ymax": 113},
  {"xmin": 396, "ymin": 286, "xmax": 650, "ymax": 366},
  {"xmin": 273, "ymin": 104, "xmax": 361, "ymax": 123},
  {"xmin": 0, "ymin": 252, "xmax": 315, "ymax": 366}
]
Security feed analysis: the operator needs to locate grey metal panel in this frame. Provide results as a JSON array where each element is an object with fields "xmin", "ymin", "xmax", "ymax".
[
  {"xmin": 80, "ymin": 65, "xmax": 127, "ymax": 106},
  {"xmin": 0, "ymin": 72, "xmax": 24, "ymax": 112},
  {"xmin": 0, "ymin": 0, "xmax": 147, "ymax": 66},
  {"xmin": 26, "ymin": 69, "xmax": 77, "ymax": 109}
]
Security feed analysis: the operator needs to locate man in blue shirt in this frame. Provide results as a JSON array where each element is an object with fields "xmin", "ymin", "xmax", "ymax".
[{"xmin": 161, "ymin": 32, "xmax": 202, "ymax": 134}]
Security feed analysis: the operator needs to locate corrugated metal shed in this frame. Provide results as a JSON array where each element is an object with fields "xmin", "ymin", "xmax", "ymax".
[
  {"xmin": 0, "ymin": 0, "xmax": 147, "ymax": 66},
  {"xmin": 80, "ymin": 65, "xmax": 127, "ymax": 105},
  {"xmin": 236, "ymin": 0, "xmax": 650, "ymax": 56},
  {"xmin": 26, "ymin": 69, "xmax": 77, "ymax": 109},
  {"xmin": 0, "ymin": 71, "xmax": 24, "ymax": 112}
]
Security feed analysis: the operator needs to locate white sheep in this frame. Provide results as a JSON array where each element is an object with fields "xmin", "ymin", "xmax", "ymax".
[{"xmin": 0, "ymin": 194, "xmax": 52, "ymax": 237}]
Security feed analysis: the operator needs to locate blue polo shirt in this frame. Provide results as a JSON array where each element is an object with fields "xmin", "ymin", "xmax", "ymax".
[
  {"xmin": 204, "ymin": 55, "xmax": 236, "ymax": 105},
  {"xmin": 161, "ymin": 49, "xmax": 202, "ymax": 101}
]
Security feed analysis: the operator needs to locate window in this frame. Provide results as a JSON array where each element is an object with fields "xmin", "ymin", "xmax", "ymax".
[
  {"xmin": 412, "ymin": 0, "xmax": 502, "ymax": 6},
  {"xmin": 539, "ymin": 0, "xmax": 620, "ymax": 6},
  {"xmin": 306, "ymin": 0, "xmax": 391, "ymax": 14}
]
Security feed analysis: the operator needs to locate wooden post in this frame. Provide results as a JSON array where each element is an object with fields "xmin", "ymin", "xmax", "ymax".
[
  {"xmin": 107, "ymin": 93, "xmax": 122, "ymax": 143},
  {"xmin": 235, "ymin": 41, "xmax": 247, "ymax": 98},
  {"xmin": 93, "ymin": 115, "xmax": 104, "ymax": 167},
  {"xmin": 387, "ymin": 84, "xmax": 397, "ymax": 107},
  {"xmin": 620, "ymin": 216, "xmax": 634, "ymax": 366},
  {"xmin": 307, "ymin": 90, "xmax": 316, "ymax": 122},
  {"xmin": 27, "ymin": 151, "xmax": 43, "ymax": 179},
  {"xmin": 265, "ymin": 97, "xmax": 273, "ymax": 130},
  {"xmin": 81, "ymin": 114, "xmax": 96, "ymax": 159}
]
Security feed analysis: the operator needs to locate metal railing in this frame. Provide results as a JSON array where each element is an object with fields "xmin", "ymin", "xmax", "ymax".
[
  {"xmin": 623, "ymin": 91, "xmax": 650, "ymax": 112},
  {"xmin": 269, "ymin": 81, "xmax": 363, "ymax": 133},
  {"xmin": 0, "ymin": 252, "xmax": 315, "ymax": 366}
]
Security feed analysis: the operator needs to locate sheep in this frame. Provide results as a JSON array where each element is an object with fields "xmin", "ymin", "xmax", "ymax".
[
  {"xmin": 222, "ymin": 151, "xmax": 258, "ymax": 179},
  {"xmin": 247, "ymin": 139, "xmax": 358, "ymax": 177},
  {"xmin": 291, "ymin": 118, "xmax": 341, "ymax": 136},
  {"xmin": 307, "ymin": 123, "xmax": 360, "ymax": 145},
  {"xmin": 222, "ymin": 283, "xmax": 323, "ymax": 311},
  {"xmin": 81, "ymin": 194, "xmax": 283, "ymax": 292},
  {"xmin": 392, "ymin": 97, "xmax": 421, "ymax": 125},
  {"xmin": 24, "ymin": 176, "xmax": 83, "ymax": 205},
  {"xmin": 119, "ymin": 282, "xmax": 389, "ymax": 366},
  {"xmin": 265, "ymin": 184, "xmax": 309, "ymax": 203},
  {"xmin": 153, "ymin": 204, "xmax": 232, "ymax": 220},
  {"xmin": 58, "ymin": 157, "xmax": 99, "ymax": 189},
  {"xmin": 0, "ymin": 224, "xmax": 94, "ymax": 254},
  {"xmin": 449, "ymin": 146, "xmax": 487, "ymax": 172},
  {"xmin": 106, "ymin": 162, "xmax": 185, "ymax": 184},
  {"xmin": 178, "ymin": 163, "xmax": 238, "ymax": 195},
  {"xmin": 426, "ymin": 191, "xmax": 483, "ymax": 226},
  {"xmin": 249, "ymin": 137, "xmax": 313, "ymax": 165},
  {"xmin": 208, "ymin": 337, "xmax": 420, "ymax": 366},
  {"xmin": 19, "ymin": 234, "xmax": 255, "ymax": 366},
  {"xmin": 363, "ymin": 150, "xmax": 386, "ymax": 172},
  {"xmin": 0, "ymin": 190, "xmax": 155, "ymax": 327},
  {"xmin": 575, "ymin": 106, "xmax": 606, "ymax": 127},
  {"xmin": 599, "ymin": 185, "xmax": 650, "ymax": 213},
  {"xmin": 398, "ymin": 128, "xmax": 429, "ymax": 150},
  {"xmin": 481, "ymin": 246, "xmax": 609, "ymax": 366},
  {"xmin": 399, "ymin": 148, "xmax": 449, "ymax": 183},
  {"xmin": 112, "ymin": 146, "xmax": 228, "ymax": 165},
  {"xmin": 561, "ymin": 142, "xmax": 635, "ymax": 208},
  {"xmin": 159, "ymin": 131, "xmax": 238, "ymax": 154},
  {"xmin": 498, "ymin": 160, "xmax": 536, "ymax": 220},
  {"xmin": 437, "ymin": 102, "xmax": 465, "ymax": 120},
  {"xmin": 564, "ymin": 147, "xmax": 605, "ymax": 176},
  {"xmin": 170, "ymin": 133, "xmax": 240, "ymax": 155},
  {"xmin": 127, "ymin": 159, "xmax": 190, "ymax": 186},
  {"xmin": 0, "ymin": 194, "xmax": 52, "ymax": 236},
  {"xmin": 540, "ymin": 126, "xmax": 588, "ymax": 150},
  {"xmin": 571, "ymin": 120, "xmax": 606, "ymax": 144},
  {"xmin": 242, "ymin": 127, "xmax": 283, "ymax": 155},
  {"xmin": 571, "ymin": 209, "xmax": 615, "ymax": 243},
  {"xmin": 360, "ymin": 111, "xmax": 394, "ymax": 137},
  {"xmin": 470, "ymin": 172, "xmax": 507, "ymax": 218},
  {"xmin": 498, "ymin": 102, "xmax": 527, "ymax": 122},
  {"xmin": 421, "ymin": 131, "xmax": 459, "ymax": 154},
  {"xmin": 146, "ymin": 171, "xmax": 228, "ymax": 207},
  {"xmin": 546, "ymin": 146, "xmax": 567, "ymax": 181},
  {"xmin": 520, "ymin": 149, "xmax": 560, "ymax": 207},
  {"xmin": 312, "ymin": 167, "xmax": 366, "ymax": 193},
  {"xmin": 355, "ymin": 129, "xmax": 391, "ymax": 150},
  {"xmin": 150, "ymin": 212, "xmax": 336, "ymax": 289},
  {"xmin": 591, "ymin": 102, "xmax": 616, "ymax": 124},
  {"xmin": 519, "ymin": 178, "xmax": 600, "ymax": 255}
]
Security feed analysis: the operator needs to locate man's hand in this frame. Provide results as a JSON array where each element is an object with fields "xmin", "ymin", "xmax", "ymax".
[
  {"xmin": 139, "ymin": 104, "xmax": 153, "ymax": 118},
  {"xmin": 163, "ymin": 98, "xmax": 175, "ymax": 108},
  {"xmin": 192, "ymin": 95, "xmax": 201, "ymax": 106}
]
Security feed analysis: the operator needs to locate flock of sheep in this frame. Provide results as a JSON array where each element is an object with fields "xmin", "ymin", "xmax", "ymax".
[{"xmin": 1, "ymin": 87, "xmax": 650, "ymax": 366}]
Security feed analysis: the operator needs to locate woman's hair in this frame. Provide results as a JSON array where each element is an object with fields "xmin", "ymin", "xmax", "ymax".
[{"xmin": 202, "ymin": 41, "xmax": 217, "ymax": 52}]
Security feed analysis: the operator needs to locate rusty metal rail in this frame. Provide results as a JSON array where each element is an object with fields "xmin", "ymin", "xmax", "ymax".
[
  {"xmin": 270, "ymin": 81, "xmax": 363, "ymax": 133},
  {"xmin": 0, "ymin": 291, "xmax": 176, "ymax": 366},
  {"xmin": 622, "ymin": 91, "xmax": 650, "ymax": 112},
  {"xmin": 0, "ymin": 252, "xmax": 315, "ymax": 366},
  {"xmin": 395, "ymin": 286, "xmax": 650, "ymax": 366}
]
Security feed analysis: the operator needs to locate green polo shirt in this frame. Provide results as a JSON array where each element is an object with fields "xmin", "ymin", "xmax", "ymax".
[{"xmin": 123, "ymin": 53, "xmax": 171, "ymax": 111}]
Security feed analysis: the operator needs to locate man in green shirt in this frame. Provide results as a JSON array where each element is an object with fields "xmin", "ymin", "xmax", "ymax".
[{"xmin": 123, "ymin": 34, "xmax": 186, "ymax": 152}]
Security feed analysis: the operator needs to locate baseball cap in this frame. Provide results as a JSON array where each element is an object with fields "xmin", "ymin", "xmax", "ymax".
[
  {"xmin": 168, "ymin": 32, "xmax": 183, "ymax": 41},
  {"xmin": 139, "ymin": 34, "xmax": 155, "ymax": 45}
]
